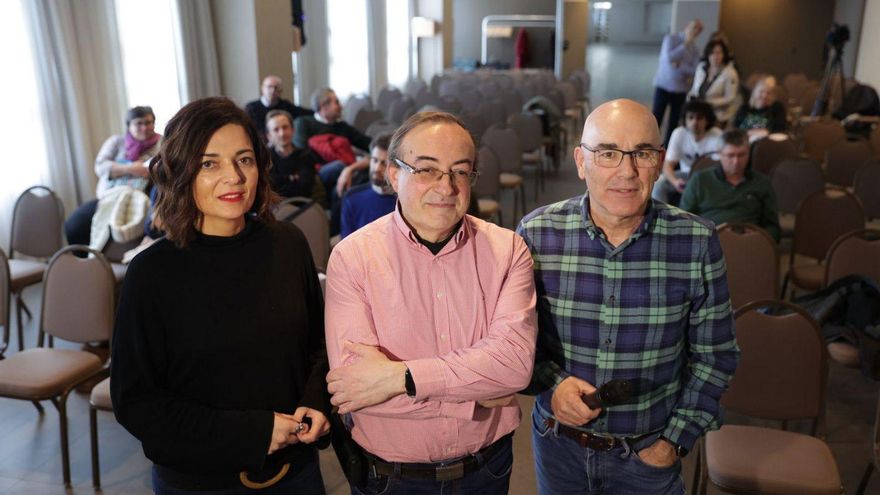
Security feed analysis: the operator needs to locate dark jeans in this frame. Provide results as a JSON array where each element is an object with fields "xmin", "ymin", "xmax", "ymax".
[
  {"xmin": 532, "ymin": 405, "xmax": 684, "ymax": 495},
  {"xmin": 351, "ymin": 435, "xmax": 513, "ymax": 495},
  {"xmin": 652, "ymin": 87, "xmax": 687, "ymax": 147},
  {"xmin": 151, "ymin": 456, "xmax": 325, "ymax": 495},
  {"xmin": 64, "ymin": 198, "xmax": 99, "ymax": 246}
]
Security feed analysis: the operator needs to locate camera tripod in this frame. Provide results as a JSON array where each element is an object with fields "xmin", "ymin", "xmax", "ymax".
[{"xmin": 811, "ymin": 45, "xmax": 846, "ymax": 117}]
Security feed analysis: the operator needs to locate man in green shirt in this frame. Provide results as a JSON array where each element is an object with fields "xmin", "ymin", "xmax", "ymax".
[{"xmin": 680, "ymin": 129, "xmax": 780, "ymax": 241}]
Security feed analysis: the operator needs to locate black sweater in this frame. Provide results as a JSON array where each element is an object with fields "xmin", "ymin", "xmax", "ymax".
[{"xmin": 110, "ymin": 219, "xmax": 328, "ymax": 475}]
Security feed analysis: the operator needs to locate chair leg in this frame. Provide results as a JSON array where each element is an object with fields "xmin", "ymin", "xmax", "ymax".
[
  {"xmin": 856, "ymin": 462, "xmax": 874, "ymax": 495},
  {"xmin": 15, "ymin": 293, "xmax": 24, "ymax": 351},
  {"xmin": 31, "ymin": 400, "xmax": 44, "ymax": 413},
  {"xmin": 90, "ymin": 406, "xmax": 101, "ymax": 489},
  {"xmin": 52, "ymin": 393, "xmax": 73, "ymax": 487},
  {"xmin": 519, "ymin": 184, "xmax": 526, "ymax": 223}
]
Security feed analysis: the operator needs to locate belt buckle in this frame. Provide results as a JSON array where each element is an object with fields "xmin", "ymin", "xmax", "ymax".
[
  {"xmin": 586, "ymin": 434, "xmax": 617, "ymax": 451},
  {"xmin": 434, "ymin": 462, "xmax": 465, "ymax": 482}
]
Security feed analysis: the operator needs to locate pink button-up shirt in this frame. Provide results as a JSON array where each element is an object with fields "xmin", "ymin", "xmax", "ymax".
[{"xmin": 325, "ymin": 209, "xmax": 537, "ymax": 463}]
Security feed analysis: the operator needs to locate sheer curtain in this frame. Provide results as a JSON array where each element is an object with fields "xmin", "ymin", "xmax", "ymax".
[
  {"xmin": 20, "ymin": 0, "xmax": 127, "ymax": 223},
  {"xmin": 173, "ymin": 0, "xmax": 222, "ymax": 103}
]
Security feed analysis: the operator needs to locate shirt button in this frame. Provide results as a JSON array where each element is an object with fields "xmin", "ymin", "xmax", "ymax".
[
  {"xmin": 608, "ymin": 295, "xmax": 615, "ymax": 303},
  {"xmin": 440, "ymin": 334, "xmax": 447, "ymax": 341},
  {"xmin": 436, "ymin": 291, "xmax": 443, "ymax": 299},
  {"xmin": 605, "ymin": 338, "xmax": 612, "ymax": 345}
]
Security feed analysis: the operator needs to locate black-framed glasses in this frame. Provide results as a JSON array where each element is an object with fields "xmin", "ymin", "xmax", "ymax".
[
  {"xmin": 393, "ymin": 158, "xmax": 480, "ymax": 186},
  {"xmin": 580, "ymin": 143, "xmax": 663, "ymax": 169}
]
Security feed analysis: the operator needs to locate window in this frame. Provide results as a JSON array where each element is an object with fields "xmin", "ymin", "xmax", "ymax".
[
  {"xmin": 327, "ymin": 0, "xmax": 370, "ymax": 102},
  {"xmin": 386, "ymin": 0, "xmax": 411, "ymax": 89},
  {"xmin": 0, "ymin": 0, "xmax": 50, "ymax": 245},
  {"xmin": 115, "ymin": 0, "xmax": 181, "ymax": 133}
]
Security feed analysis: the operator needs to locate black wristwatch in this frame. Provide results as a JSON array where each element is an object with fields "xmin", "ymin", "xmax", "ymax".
[
  {"xmin": 660, "ymin": 436, "xmax": 688, "ymax": 458},
  {"xmin": 404, "ymin": 367, "xmax": 417, "ymax": 397}
]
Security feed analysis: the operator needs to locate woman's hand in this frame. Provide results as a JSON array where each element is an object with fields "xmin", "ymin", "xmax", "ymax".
[
  {"xmin": 267, "ymin": 412, "xmax": 301, "ymax": 454},
  {"xmin": 290, "ymin": 407, "xmax": 330, "ymax": 444}
]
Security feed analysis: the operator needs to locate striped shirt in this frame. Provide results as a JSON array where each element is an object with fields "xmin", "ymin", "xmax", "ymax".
[{"xmin": 516, "ymin": 194, "xmax": 739, "ymax": 452}]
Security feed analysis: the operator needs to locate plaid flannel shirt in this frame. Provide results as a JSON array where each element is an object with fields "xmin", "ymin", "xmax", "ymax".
[{"xmin": 517, "ymin": 194, "xmax": 739, "ymax": 452}]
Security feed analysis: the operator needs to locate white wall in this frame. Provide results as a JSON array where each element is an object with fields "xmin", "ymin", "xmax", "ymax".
[
  {"xmin": 211, "ymin": 0, "xmax": 259, "ymax": 106},
  {"xmin": 855, "ymin": 0, "xmax": 880, "ymax": 89},
  {"xmin": 670, "ymin": 0, "xmax": 718, "ymax": 49},
  {"xmin": 451, "ymin": 0, "xmax": 555, "ymax": 63},
  {"xmin": 605, "ymin": 0, "xmax": 671, "ymax": 44},
  {"xmin": 834, "ymin": 0, "xmax": 865, "ymax": 79}
]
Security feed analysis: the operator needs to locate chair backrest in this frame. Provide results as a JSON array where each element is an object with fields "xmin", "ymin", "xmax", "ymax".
[
  {"xmin": 342, "ymin": 94, "xmax": 373, "ymax": 126},
  {"xmin": 437, "ymin": 94, "xmax": 462, "ymax": 115},
  {"xmin": 388, "ymin": 96, "xmax": 416, "ymax": 125},
  {"xmin": 751, "ymin": 136, "xmax": 799, "ymax": 176},
  {"xmin": 414, "ymin": 88, "xmax": 441, "ymax": 110},
  {"xmin": 507, "ymin": 112, "xmax": 543, "ymax": 151},
  {"xmin": 870, "ymin": 125, "xmax": 880, "ymax": 157},
  {"xmin": 457, "ymin": 89, "xmax": 482, "ymax": 110},
  {"xmin": 40, "ymin": 246, "xmax": 115, "ymax": 345},
  {"xmin": 783, "ymin": 73, "xmax": 809, "ymax": 101},
  {"xmin": 499, "ymin": 89, "xmax": 523, "ymax": 118},
  {"xmin": 0, "ymin": 248, "xmax": 9, "ymax": 352},
  {"xmin": 11, "ymin": 186, "xmax": 64, "ymax": 259},
  {"xmin": 459, "ymin": 111, "xmax": 487, "ymax": 141},
  {"xmin": 275, "ymin": 197, "xmax": 330, "ymax": 273},
  {"xmin": 353, "ymin": 108, "xmax": 384, "ymax": 133},
  {"xmin": 472, "ymin": 147, "xmax": 500, "ymax": 197},
  {"xmin": 824, "ymin": 229, "xmax": 880, "ymax": 286},
  {"xmin": 802, "ymin": 119, "xmax": 846, "ymax": 164},
  {"xmin": 825, "ymin": 139, "xmax": 875, "ymax": 187},
  {"xmin": 477, "ymin": 98, "xmax": 507, "ymax": 128},
  {"xmin": 481, "ymin": 125, "xmax": 522, "ymax": 174},
  {"xmin": 799, "ymin": 83, "xmax": 821, "ymax": 114},
  {"xmin": 364, "ymin": 120, "xmax": 398, "ymax": 139},
  {"xmin": 724, "ymin": 300, "xmax": 827, "ymax": 424},
  {"xmin": 376, "ymin": 86, "xmax": 403, "ymax": 116},
  {"xmin": 690, "ymin": 156, "xmax": 720, "ymax": 176},
  {"xmin": 557, "ymin": 81, "xmax": 579, "ymax": 109},
  {"xmin": 854, "ymin": 161, "xmax": 880, "ymax": 219},
  {"xmin": 403, "ymin": 77, "xmax": 427, "ymax": 98},
  {"xmin": 770, "ymin": 159, "xmax": 825, "ymax": 215},
  {"xmin": 718, "ymin": 223, "xmax": 779, "ymax": 309},
  {"xmin": 793, "ymin": 187, "xmax": 864, "ymax": 260}
]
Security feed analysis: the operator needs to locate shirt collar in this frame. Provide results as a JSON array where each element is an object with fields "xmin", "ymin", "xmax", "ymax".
[
  {"xmin": 391, "ymin": 202, "xmax": 468, "ymax": 253},
  {"xmin": 713, "ymin": 165, "xmax": 753, "ymax": 185},
  {"xmin": 580, "ymin": 193, "xmax": 656, "ymax": 243},
  {"xmin": 314, "ymin": 112, "xmax": 338, "ymax": 125},
  {"xmin": 260, "ymin": 96, "xmax": 275, "ymax": 108}
]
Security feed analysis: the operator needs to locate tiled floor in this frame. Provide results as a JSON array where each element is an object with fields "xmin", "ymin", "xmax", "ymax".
[{"xmin": 2, "ymin": 43, "xmax": 878, "ymax": 495}]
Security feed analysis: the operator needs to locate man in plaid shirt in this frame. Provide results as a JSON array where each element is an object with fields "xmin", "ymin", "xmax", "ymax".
[{"xmin": 517, "ymin": 99, "xmax": 739, "ymax": 494}]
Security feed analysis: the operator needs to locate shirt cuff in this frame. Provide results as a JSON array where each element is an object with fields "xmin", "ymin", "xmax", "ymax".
[{"xmin": 404, "ymin": 358, "xmax": 445, "ymax": 401}]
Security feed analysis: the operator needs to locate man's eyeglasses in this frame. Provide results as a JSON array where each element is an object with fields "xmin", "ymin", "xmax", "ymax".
[
  {"xmin": 579, "ymin": 143, "xmax": 663, "ymax": 169},
  {"xmin": 393, "ymin": 158, "xmax": 480, "ymax": 186}
]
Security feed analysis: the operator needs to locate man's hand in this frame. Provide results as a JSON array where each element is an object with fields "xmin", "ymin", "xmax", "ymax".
[
  {"xmin": 335, "ymin": 166, "xmax": 353, "ymax": 197},
  {"xmin": 637, "ymin": 438, "xmax": 678, "ymax": 468},
  {"xmin": 267, "ymin": 413, "xmax": 301, "ymax": 454},
  {"xmin": 290, "ymin": 407, "xmax": 330, "ymax": 444},
  {"xmin": 478, "ymin": 394, "xmax": 516, "ymax": 408},
  {"xmin": 551, "ymin": 376, "xmax": 601, "ymax": 426},
  {"xmin": 326, "ymin": 341, "xmax": 407, "ymax": 414}
]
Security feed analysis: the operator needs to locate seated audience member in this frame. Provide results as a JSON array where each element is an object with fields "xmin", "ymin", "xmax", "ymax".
[
  {"xmin": 340, "ymin": 134, "xmax": 396, "ymax": 238},
  {"xmin": 64, "ymin": 106, "xmax": 160, "ymax": 246},
  {"xmin": 688, "ymin": 40, "xmax": 742, "ymax": 127},
  {"xmin": 266, "ymin": 110, "xmax": 327, "ymax": 206},
  {"xmin": 294, "ymin": 88, "xmax": 372, "ymax": 197},
  {"xmin": 733, "ymin": 76, "xmax": 787, "ymax": 138},
  {"xmin": 652, "ymin": 100, "xmax": 723, "ymax": 205},
  {"xmin": 245, "ymin": 75, "xmax": 311, "ymax": 139},
  {"xmin": 681, "ymin": 128, "xmax": 780, "ymax": 241}
]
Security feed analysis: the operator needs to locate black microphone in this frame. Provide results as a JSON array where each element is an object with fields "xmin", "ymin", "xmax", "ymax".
[{"xmin": 581, "ymin": 379, "xmax": 634, "ymax": 409}]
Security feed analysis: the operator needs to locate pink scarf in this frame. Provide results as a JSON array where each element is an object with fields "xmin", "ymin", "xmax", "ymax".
[{"xmin": 124, "ymin": 132, "xmax": 161, "ymax": 161}]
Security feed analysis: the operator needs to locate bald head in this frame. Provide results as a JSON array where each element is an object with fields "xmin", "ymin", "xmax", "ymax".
[
  {"xmin": 581, "ymin": 99, "xmax": 661, "ymax": 149},
  {"xmin": 261, "ymin": 75, "xmax": 283, "ymax": 103}
]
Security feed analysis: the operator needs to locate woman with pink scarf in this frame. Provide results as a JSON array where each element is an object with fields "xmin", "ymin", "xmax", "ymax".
[{"xmin": 64, "ymin": 106, "xmax": 162, "ymax": 246}]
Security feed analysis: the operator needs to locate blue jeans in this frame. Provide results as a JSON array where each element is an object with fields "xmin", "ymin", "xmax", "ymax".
[
  {"xmin": 151, "ymin": 455, "xmax": 325, "ymax": 494},
  {"xmin": 351, "ymin": 435, "xmax": 513, "ymax": 495},
  {"xmin": 532, "ymin": 405, "xmax": 684, "ymax": 495}
]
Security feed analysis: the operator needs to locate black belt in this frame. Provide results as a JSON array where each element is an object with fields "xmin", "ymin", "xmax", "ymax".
[
  {"xmin": 365, "ymin": 433, "xmax": 512, "ymax": 482},
  {"xmin": 544, "ymin": 418, "xmax": 656, "ymax": 451},
  {"xmin": 154, "ymin": 445, "xmax": 315, "ymax": 491}
]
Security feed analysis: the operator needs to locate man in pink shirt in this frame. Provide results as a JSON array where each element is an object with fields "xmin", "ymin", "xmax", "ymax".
[{"xmin": 325, "ymin": 112, "xmax": 537, "ymax": 494}]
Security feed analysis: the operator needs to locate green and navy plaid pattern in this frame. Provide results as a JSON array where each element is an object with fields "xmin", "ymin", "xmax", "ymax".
[{"xmin": 517, "ymin": 195, "xmax": 739, "ymax": 452}]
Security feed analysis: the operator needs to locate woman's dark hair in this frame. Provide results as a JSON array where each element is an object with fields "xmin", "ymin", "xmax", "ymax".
[
  {"xmin": 680, "ymin": 99, "xmax": 717, "ymax": 129},
  {"xmin": 125, "ymin": 106, "xmax": 155, "ymax": 127},
  {"xmin": 150, "ymin": 97, "xmax": 276, "ymax": 248},
  {"xmin": 702, "ymin": 40, "xmax": 731, "ymax": 66}
]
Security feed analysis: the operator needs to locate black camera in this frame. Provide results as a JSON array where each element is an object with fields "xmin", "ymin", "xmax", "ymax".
[{"xmin": 826, "ymin": 23, "xmax": 850, "ymax": 51}]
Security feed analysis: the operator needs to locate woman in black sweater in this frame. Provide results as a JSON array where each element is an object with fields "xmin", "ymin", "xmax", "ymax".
[{"xmin": 111, "ymin": 97, "xmax": 330, "ymax": 494}]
